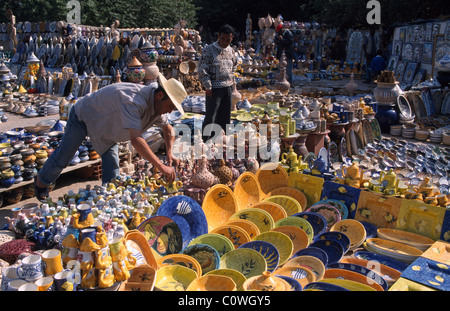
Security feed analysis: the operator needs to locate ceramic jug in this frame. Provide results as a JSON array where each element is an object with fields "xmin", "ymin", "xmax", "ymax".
[
  {"xmin": 309, "ymin": 155, "xmax": 327, "ymax": 176},
  {"xmin": 379, "ymin": 168, "xmax": 399, "ymax": 193},
  {"xmin": 191, "ymin": 156, "xmax": 216, "ymax": 190},
  {"xmin": 341, "ymin": 161, "xmax": 364, "ymax": 188}
]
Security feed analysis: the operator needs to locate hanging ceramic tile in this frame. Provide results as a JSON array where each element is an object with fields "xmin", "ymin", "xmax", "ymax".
[
  {"xmin": 320, "ymin": 181, "xmax": 362, "ymax": 219},
  {"xmin": 354, "ymin": 190, "xmax": 402, "ymax": 228}
]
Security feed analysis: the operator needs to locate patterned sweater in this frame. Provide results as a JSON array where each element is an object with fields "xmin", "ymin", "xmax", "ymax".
[{"xmin": 198, "ymin": 42, "xmax": 238, "ymax": 90}]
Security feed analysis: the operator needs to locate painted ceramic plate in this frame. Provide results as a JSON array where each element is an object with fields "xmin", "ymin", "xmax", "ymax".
[
  {"xmin": 339, "ymin": 137, "xmax": 348, "ymax": 161},
  {"xmin": 220, "ymin": 248, "xmax": 267, "ymax": 279},
  {"xmin": 330, "ymin": 219, "xmax": 367, "ymax": 250},
  {"xmin": 283, "ymin": 255, "xmax": 326, "ymax": 281},
  {"xmin": 303, "ymin": 281, "xmax": 349, "ymax": 291},
  {"xmin": 377, "ymin": 228, "xmax": 434, "ymax": 251},
  {"xmin": 328, "ymin": 141, "xmax": 340, "ymax": 164},
  {"xmin": 397, "ymin": 95, "xmax": 413, "ymax": 119},
  {"xmin": 292, "ymin": 212, "xmax": 327, "ymax": 238},
  {"xmin": 233, "ymin": 172, "xmax": 261, "ymax": 211},
  {"xmin": 251, "ymin": 202, "xmax": 287, "ymax": 222},
  {"xmin": 359, "ymin": 221, "xmax": 378, "ymax": 239},
  {"xmin": 275, "ymin": 216, "xmax": 314, "ymax": 244},
  {"xmin": 123, "ymin": 230, "xmax": 159, "ymax": 270},
  {"xmin": 312, "ymin": 199, "xmax": 349, "ymax": 220},
  {"xmin": 370, "ymin": 118, "xmax": 382, "ymax": 140},
  {"xmin": 225, "ymin": 219, "xmax": 260, "ymax": 240},
  {"xmin": 181, "ymin": 244, "xmax": 221, "ymax": 275},
  {"xmin": 188, "ymin": 233, "xmax": 235, "ymax": 256},
  {"xmin": 340, "ymin": 257, "xmax": 401, "ymax": 285},
  {"xmin": 263, "ymin": 195, "xmax": 302, "ymax": 216},
  {"xmin": 323, "ymin": 268, "xmax": 384, "ymax": 291},
  {"xmin": 275, "ymin": 275, "xmax": 303, "ymax": 291},
  {"xmin": 364, "ymin": 238, "xmax": 423, "ymax": 263},
  {"xmin": 210, "ymin": 224, "xmax": 251, "ymax": 249},
  {"xmin": 328, "ymin": 262, "xmax": 388, "ymax": 291},
  {"xmin": 271, "ymin": 225, "xmax": 309, "ymax": 254},
  {"xmin": 156, "ymin": 195, "xmax": 208, "ymax": 248},
  {"xmin": 354, "ymin": 251, "xmax": 409, "ymax": 272},
  {"xmin": 202, "ymin": 184, "xmax": 237, "ymax": 232},
  {"xmin": 362, "ymin": 120, "xmax": 374, "ymax": 145},
  {"xmin": 136, "ymin": 216, "xmax": 183, "ymax": 257},
  {"xmin": 228, "ymin": 208, "xmax": 275, "ymax": 233},
  {"xmin": 238, "ymin": 240, "xmax": 280, "ymax": 273},
  {"xmin": 205, "ymin": 269, "xmax": 247, "ymax": 291},
  {"xmin": 317, "ymin": 278, "xmax": 376, "ymax": 291},
  {"xmin": 157, "ymin": 254, "xmax": 203, "ymax": 277},
  {"xmin": 265, "ymin": 187, "xmax": 308, "ymax": 211},
  {"xmin": 310, "ymin": 239, "xmax": 344, "ymax": 265},
  {"xmin": 315, "ymin": 231, "xmax": 351, "ymax": 254},
  {"xmin": 272, "ymin": 265, "xmax": 316, "ymax": 288},
  {"xmin": 253, "ymin": 231, "xmax": 293, "ymax": 265},
  {"xmin": 292, "ymin": 247, "xmax": 328, "ymax": 267},
  {"xmin": 154, "ymin": 264, "xmax": 197, "ymax": 291},
  {"xmin": 304, "ymin": 204, "xmax": 342, "ymax": 231},
  {"xmin": 255, "ymin": 163, "xmax": 289, "ymax": 196}
]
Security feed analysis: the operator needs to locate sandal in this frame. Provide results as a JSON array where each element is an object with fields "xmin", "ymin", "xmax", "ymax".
[{"xmin": 34, "ymin": 176, "xmax": 50, "ymax": 202}]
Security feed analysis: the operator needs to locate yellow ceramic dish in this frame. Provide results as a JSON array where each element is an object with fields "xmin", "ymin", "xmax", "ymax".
[
  {"xmin": 264, "ymin": 186, "xmax": 307, "ymax": 211},
  {"xmin": 271, "ymin": 225, "xmax": 309, "ymax": 254},
  {"xmin": 377, "ymin": 228, "xmax": 435, "ymax": 251},
  {"xmin": 210, "ymin": 224, "xmax": 252, "ymax": 249},
  {"xmin": 421, "ymin": 240, "xmax": 450, "ymax": 265},
  {"xmin": 274, "ymin": 216, "xmax": 314, "ymax": 244},
  {"xmin": 205, "ymin": 268, "xmax": 247, "ymax": 291},
  {"xmin": 273, "ymin": 265, "xmax": 316, "ymax": 288},
  {"xmin": 330, "ymin": 219, "xmax": 367, "ymax": 250},
  {"xmin": 253, "ymin": 231, "xmax": 293, "ymax": 265},
  {"xmin": 123, "ymin": 230, "xmax": 159, "ymax": 270},
  {"xmin": 154, "ymin": 265, "xmax": 197, "ymax": 291},
  {"xmin": 318, "ymin": 278, "xmax": 376, "ymax": 291},
  {"xmin": 157, "ymin": 254, "xmax": 203, "ymax": 277},
  {"xmin": 252, "ymin": 201, "xmax": 287, "ymax": 222},
  {"xmin": 283, "ymin": 255, "xmax": 325, "ymax": 281},
  {"xmin": 202, "ymin": 184, "xmax": 238, "ymax": 232},
  {"xmin": 263, "ymin": 195, "xmax": 302, "ymax": 216},
  {"xmin": 228, "ymin": 208, "xmax": 275, "ymax": 233},
  {"xmin": 225, "ymin": 219, "xmax": 260, "ymax": 239},
  {"xmin": 233, "ymin": 172, "xmax": 262, "ymax": 211},
  {"xmin": 188, "ymin": 233, "xmax": 235, "ymax": 256},
  {"xmin": 365, "ymin": 238, "xmax": 424, "ymax": 257},
  {"xmin": 255, "ymin": 163, "xmax": 289, "ymax": 196},
  {"xmin": 323, "ymin": 268, "xmax": 384, "ymax": 291},
  {"xmin": 220, "ymin": 248, "xmax": 267, "ymax": 279},
  {"xmin": 186, "ymin": 274, "xmax": 237, "ymax": 291}
]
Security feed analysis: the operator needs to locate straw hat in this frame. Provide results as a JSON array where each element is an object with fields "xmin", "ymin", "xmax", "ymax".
[{"xmin": 157, "ymin": 73, "xmax": 186, "ymax": 115}]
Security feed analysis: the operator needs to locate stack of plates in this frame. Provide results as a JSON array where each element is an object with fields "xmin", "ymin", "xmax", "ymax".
[
  {"xmin": 376, "ymin": 228, "xmax": 434, "ymax": 252},
  {"xmin": 414, "ymin": 129, "xmax": 430, "ymax": 141},
  {"xmin": 401, "ymin": 125, "xmax": 416, "ymax": 139},
  {"xmin": 363, "ymin": 238, "xmax": 423, "ymax": 264},
  {"xmin": 389, "ymin": 124, "xmax": 402, "ymax": 136},
  {"xmin": 38, "ymin": 104, "xmax": 59, "ymax": 116},
  {"xmin": 330, "ymin": 219, "xmax": 367, "ymax": 251},
  {"xmin": 429, "ymin": 131, "xmax": 443, "ymax": 143}
]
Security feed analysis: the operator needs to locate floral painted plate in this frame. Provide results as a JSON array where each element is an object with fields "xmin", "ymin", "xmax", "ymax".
[
  {"xmin": 225, "ymin": 219, "xmax": 260, "ymax": 240},
  {"xmin": 263, "ymin": 195, "xmax": 302, "ymax": 216},
  {"xmin": 271, "ymin": 225, "xmax": 310, "ymax": 254},
  {"xmin": 251, "ymin": 202, "xmax": 287, "ymax": 223},
  {"xmin": 330, "ymin": 219, "xmax": 367, "ymax": 250},
  {"xmin": 264, "ymin": 186, "xmax": 308, "ymax": 211},
  {"xmin": 292, "ymin": 212, "xmax": 328, "ymax": 238},
  {"xmin": 253, "ymin": 231, "xmax": 293, "ymax": 265},
  {"xmin": 275, "ymin": 216, "xmax": 314, "ymax": 244},
  {"xmin": 238, "ymin": 240, "xmax": 280, "ymax": 273},
  {"xmin": 219, "ymin": 248, "xmax": 267, "ymax": 279},
  {"xmin": 210, "ymin": 224, "xmax": 252, "ymax": 249},
  {"xmin": 312, "ymin": 199, "xmax": 349, "ymax": 220},
  {"xmin": 181, "ymin": 244, "xmax": 221, "ymax": 275}
]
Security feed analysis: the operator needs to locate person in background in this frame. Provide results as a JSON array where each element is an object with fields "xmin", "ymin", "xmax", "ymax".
[
  {"xmin": 370, "ymin": 50, "xmax": 386, "ymax": 79},
  {"xmin": 275, "ymin": 23, "xmax": 295, "ymax": 83},
  {"xmin": 34, "ymin": 74, "xmax": 187, "ymax": 202},
  {"xmin": 198, "ymin": 24, "xmax": 238, "ymax": 143}
]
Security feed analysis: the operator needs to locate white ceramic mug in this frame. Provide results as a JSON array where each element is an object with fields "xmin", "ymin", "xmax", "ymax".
[
  {"xmin": 18, "ymin": 282, "xmax": 39, "ymax": 291},
  {"xmin": 6, "ymin": 279, "xmax": 28, "ymax": 291},
  {"xmin": 1, "ymin": 267, "xmax": 20, "ymax": 291},
  {"xmin": 17, "ymin": 254, "xmax": 44, "ymax": 282}
]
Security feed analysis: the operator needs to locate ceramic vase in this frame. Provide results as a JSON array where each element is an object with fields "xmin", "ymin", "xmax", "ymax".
[
  {"xmin": 191, "ymin": 156, "xmax": 216, "ymax": 190},
  {"xmin": 126, "ymin": 56, "xmax": 145, "ymax": 83}
]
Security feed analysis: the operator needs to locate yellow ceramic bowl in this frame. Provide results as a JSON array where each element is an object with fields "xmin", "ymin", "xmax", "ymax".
[
  {"xmin": 255, "ymin": 163, "xmax": 289, "ymax": 197},
  {"xmin": 330, "ymin": 219, "xmax": 367, "ymax": 250},
  {"xmin": 186, "ymin": 274, "xmax": 237, "ymax": 291},
  {"xmin": 210, "ymin": 224, "xmax": 251, "ymax": 249},
  {"xmin": 271, "ymin": 225, "xmax": 310, "ymax": 254},
  {"xmin": 377, "ymin": 228, "xmax": 434, "ymax": 251},
  {"xmin": 253, "ymin": 231, "xmax": 293, "ymax": 265},
  {"xmin": 272, "ymin": 265, "xmax": 316, "ymax": 288},
  {"xmin": 154, "ymin": 265, "xmax": 197, "ymax": 291},
  {"xmin": 205, "ymin": 269, "xmax": 247, "ymax": 291},
  {"xmin": 202, "ymin": 184, "xmax": 237, "ymax": 232},
  {"xmin": 225, "ymin": 219, "xmax": 260, "ymax": 240},
  {"xmin": 233, "ymin": 172, "xmax": 261, "ymax": 211},
  {"xmin": 275, "ymin": 216, "xmax": 314, "ymax": 244},
  {"xmin": 252, "ymin": 202, "xmax": 287, "ymax": 223},
  {"xmin": 264, "ymin": 186, "xmax": 307, "ymax": 212},
  {"xmin": 156, "ymin": 254, "xmax": 203, "ymax": 277},
  {"xmin": 188, "ymin": 233, "xmax": 235, "ymax": 256},
  {"xmin": 263, "ymin": 195, "xmax": 302, "ymax": 216},
  {"xmin": 219, "ymin": 248, "xmax": 267, "ymax": 279},
  {"xmin": 228, "ymin": 208, "xmax": 275, "ymax": 233},
  {"xmin": 283, "ymin": 255, "xmax": 325, "ymax": 281}
]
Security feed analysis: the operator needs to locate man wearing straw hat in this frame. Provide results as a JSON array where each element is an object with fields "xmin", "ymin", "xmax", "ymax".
[{"xmin": 34, "ymin": 74, "xmax": 187, "ymax": 202}]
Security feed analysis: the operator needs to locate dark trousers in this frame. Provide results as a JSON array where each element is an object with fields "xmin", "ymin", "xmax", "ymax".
[{"xmin": 202, "ymin": 86, "xmax": 232, "ymax": 142}]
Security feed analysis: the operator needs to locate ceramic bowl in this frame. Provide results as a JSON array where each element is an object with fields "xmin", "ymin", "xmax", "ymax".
[
  {"xmin": 315, "ymin": 231, "xmax": 351, "ymax": 254},
  {"xmin": 376, "ymin": 228, "xmax": 434, "ymax": 251},
  {"xmin": 239, "ymin": 240, "xmax": 280, "ymax": 273},
  {"xmin": 271, "ymin": 225, "xmax": 310, "ymax": 254},
  {"xmin": 219, "ymin": 248, "xmax": 267, "ymax": 279},
  {"xmin": 291, "ymin": 212, "xmax": 327, "ymax": 238},
  {"xmin": 157, "ymin": 254, "xmax": 202, "ymax": 277},
  {"xmin": 233, "ymin": 172, "xmax": 261, "ymax": 210},
  {"xmin": 275, "ymin": 216, "xmax": 314, "ymax": 244},
  {"xmin": 186, "ymin": 274, "xmax": 237, "ymax": 291},
  {"xmin": 253, "ymin": 231, "xmax": 293, "ymax": 265},
  {"xmin": 205, "ymin": 269, "xmax": 247, "ymax": 291},
  {"xmin": 312, "ymin": 199, "xmax": 349, "ymax": 220},
  {"xmin": 274, "ymin": 275, "xmax": 303, "ymax": 291},
  {"xmin": 255, "ymin": 163, "xmax": 289, "ymax": 196},
  {"xmin": 188, "ymin": 233, "xmax": 234, "ymax": 257},
  {"xmin": 323, "ymin": 268, "xmax": 384, "ymax": 291},
  {"xmin": 283, "ymin": 255, "xmax": 326, "ymax": 281},
  {"xmin": 354, "ymin": 251, "xmax": 409, "ymax": 272},
  {"xmin": 340, "ymin": 257, "xmax": 401, "ymax": 285},
  {"xmin": 305, "ymin": 204, "xmax": 342, "ymax": 231},
  {"xmin": 310, "ymin": 239, "xmax": 344, "ymax": 265},
  {"xmin": 303, "ymin": 281, "xmax": 349, "ymax": 291},
  {"xmin": 210, "ymin": 224, "xmax": 251, "ymax": 249},
  {"xmin": 228, "ymin": 208, "xmax": 275, "ymax": 233},
  {"xmin": 272, "ymin": 265, "xmax": 316, "ymax": 288},
  {"xmin": 181, "ymin": 244, "xmax": 221, "ymax": 275},
  {"xmin": 225, "ymin": 219, "xmax": 260, "ymax": 240},
  {"xmin": 154, "ymin": 265, "xmax": 197, "ymax": 291},
  {"xmin": 251, "ymin": 202, "xmax": 287, "ymax": 222},
  {"xmin": 263, "ymin": 195, "xmax": 302, "ymax": 216},
  {"xmin": 328, "ymin": 262, "xmax": 388, "ymax": 291},
  {"xmin": 202, "ymin": 184, "xmax": 237, "ymax": 232},
  {"xmin": 264, "ymin": 186, "xmax": 308, "ymax": 211}
]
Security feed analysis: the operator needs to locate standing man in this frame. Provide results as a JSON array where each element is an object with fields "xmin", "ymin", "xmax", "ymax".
[
  {"xmin": 363, "ymin": 27, "xmax": 379, "ymax": 69},
  {"xmin": 275, "ymin": 23, "xmax": 295, "ymax": 83},
  {"xmin": 198, "ymin": 24, "xmax": 238, "ymax": 143},
  {"xmin": 34, "ymin": 74, "xmax": 187, "ymax": 202}
]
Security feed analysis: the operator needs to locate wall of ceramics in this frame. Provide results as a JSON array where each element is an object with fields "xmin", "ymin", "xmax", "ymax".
[{"xmin": 387, "ymin": 19, "xmax": 450, "ymax": 89}]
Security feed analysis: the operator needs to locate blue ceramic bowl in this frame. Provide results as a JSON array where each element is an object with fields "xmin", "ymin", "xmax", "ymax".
[
  {"xmin": 328, "ymin": 262, "xmax": 388, "ymax": 291},
  {"xmin": 275, "ymin": 275, "xmax": 302, "ymax": 291},
  {"xmin": 304, "ymin": 281, "xmax": 349, "ymax": 291},
  {"xmin": 310, "ymin": 239, "xmax": 344, "ymax": 266},
  {"xmin": 292, "ymin": 246, "xmax": 329, "ymax": 267},
  {"xmin": 315, "ymin": 231, "xmax": 351, "ymax": 253},
  {"xmin": 239, "ymin": 240, "xmax": 280, "ymax": 273},
  {"xmin": 354, "ymin": 251, "xmax": 409, "ymax": 272},
  {"xmin": 291, "ymin": 212, "xmax": 327, "ymax": 238}
]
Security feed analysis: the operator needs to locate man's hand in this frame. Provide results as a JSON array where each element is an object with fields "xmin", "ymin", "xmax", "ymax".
[
  {"xmin": 167, "ymin": 154, "xmax": 180, "ymax": 168},
  {"xmin": 159, "ymin": 163, "xmax": 176, "ymax": 184}
]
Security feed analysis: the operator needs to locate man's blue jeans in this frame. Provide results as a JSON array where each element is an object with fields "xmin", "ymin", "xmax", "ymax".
[{"xmin": 38, "ymin": 107, "xmax": 120, "ymax": 186}]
